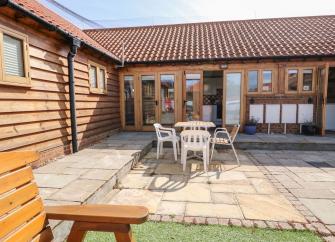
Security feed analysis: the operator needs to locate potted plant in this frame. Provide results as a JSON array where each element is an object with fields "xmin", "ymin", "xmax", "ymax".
[
  {"xmin": 245, "ymin": 117, "xmax": 258, "ymax": 135},
  {"xmin": 301, "ymin": 120, "xmax": 317, "ymax": 136}
]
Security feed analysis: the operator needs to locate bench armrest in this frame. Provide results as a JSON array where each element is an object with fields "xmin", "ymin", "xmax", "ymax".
[{"xmin": 45, "ymin": 204, "xmax": 149, "ymax": 224}]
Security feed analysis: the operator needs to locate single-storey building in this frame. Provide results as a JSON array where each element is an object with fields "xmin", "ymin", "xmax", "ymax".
[{"xmin": 0, "ymin": 0, "xmax": 335, "ymax": 165}]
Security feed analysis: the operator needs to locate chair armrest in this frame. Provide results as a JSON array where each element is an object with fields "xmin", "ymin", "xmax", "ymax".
[{"xmin": 45, "ymin": 204, "xmax": 149, "ymax": 224}]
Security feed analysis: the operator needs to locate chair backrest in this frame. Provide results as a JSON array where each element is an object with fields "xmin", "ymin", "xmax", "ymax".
[
  {"xmin": 0, "ymin": 152, "xmax": 53, "ymax": 242},
  {"xmin": 181, "ymin": 130, "xmax": 210, "ymax": 149},
  {"xmin": 153, "ymin": 123, "xmax": 162, "ymax": 138},
  {"xmin": 229, "ymin": 124, "xmax": 240, "ymax": 143}
]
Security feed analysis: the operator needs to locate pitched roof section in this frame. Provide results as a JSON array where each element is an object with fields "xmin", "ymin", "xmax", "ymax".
[
  {"xmin": 9, "ymin": 0, "xmax": 120, "ymax": 62},
  {"xmin": 84, "ymin": 15, "xmax": 335, "ymax": 63}
]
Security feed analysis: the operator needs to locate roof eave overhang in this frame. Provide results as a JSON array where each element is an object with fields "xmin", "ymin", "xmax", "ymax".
[
  {"xmin": 3, "ymin": 0, "xmax": 121, "ymax": 64},
  {"xmin": 124, "ymin": 54, "xmax": 335, "ymax": 65}
]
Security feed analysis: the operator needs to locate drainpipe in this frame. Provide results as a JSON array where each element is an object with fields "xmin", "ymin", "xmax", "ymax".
[{"xmin": 68, "ymin": 38, "xmax": 81, "ymax": 153}]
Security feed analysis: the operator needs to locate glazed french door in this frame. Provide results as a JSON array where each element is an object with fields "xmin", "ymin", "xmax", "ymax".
[
  {"xmin": 140, "ymin": 74, "xmax": 158, "ymax": 130},
  {"xmin": 224, "ymin": 71, "xmax": 243, "ymax": 125},
  {"xmin": 183, "ymin": 72, "xmax": 202, "ymax": 121},
  {"xmin": 122, "ymin": 74, "xmax": 137, "ymax": 130},
  {"xmin": 159, "ymin": 73, "xmax": 176, "ymax": 125}
]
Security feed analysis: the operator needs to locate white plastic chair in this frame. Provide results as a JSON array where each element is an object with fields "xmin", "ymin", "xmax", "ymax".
[
  {"xmin": 180, "ymin": 130, "xmax": 211, "ymax": 172},
  {"xmin": 154, "ymin": 123, "xmax": 180, "ymax": 161},
  {"xmin": 210, "ymin": 124, "xmax": 240, "ymax": 166}
]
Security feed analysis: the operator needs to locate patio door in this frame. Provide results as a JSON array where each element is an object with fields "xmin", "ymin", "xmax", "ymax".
[
  {"xmin": 316, "ymin": 65, "xmax": 329, "ymax": 136},
  {"xmin": 122, "ymin": 74, "xmax": 139, "ymax": 130},
  {"xmin": 183, "ymin": 72, "xmax": 203, "ymax": 121},
  {"xmin": 140, "ymin": 74, "xmax": 158, "ymax": 130},
  {"xmin": 159, "ymin": 73, "xmax": 176, "ymax": 125}
]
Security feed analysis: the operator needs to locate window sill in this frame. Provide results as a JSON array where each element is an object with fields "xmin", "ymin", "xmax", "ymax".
[
  {"xmin": 90, "ymin": 87, "xmax": 107, "ymax": 95},
  {"xmin": 0, "ymin": 79, "xmax": 31, "ymax": 88}
]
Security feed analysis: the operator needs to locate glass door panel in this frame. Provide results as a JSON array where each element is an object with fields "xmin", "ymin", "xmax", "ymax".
[
  {"xmin": 124, "ymin": 75, "xmax": 135, "ymax": 126},
  {"xmin": 160, "ymin": 74, "xmax": 175, "ymax": 124},
  {"xmin": 185, "ymin": 73, "xmax": 201, "ymax": 121},
  {"xmin": 142, "ymin": 75, "xmax": 156, "ymax": 125},
  {"xmin": 226, "ymin": 72, "xmax": 241, "ymax": 124}
]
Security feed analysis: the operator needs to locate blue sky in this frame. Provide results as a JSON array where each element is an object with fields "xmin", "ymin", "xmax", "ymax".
[{"xmin": 40, "ymin": 0, "xmax": 335, "ymax": 29}]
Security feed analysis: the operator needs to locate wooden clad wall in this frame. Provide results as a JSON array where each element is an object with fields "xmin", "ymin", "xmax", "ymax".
[{"xmin": 0, "ymin": 9, "xmax": 120, "ymax": 166}]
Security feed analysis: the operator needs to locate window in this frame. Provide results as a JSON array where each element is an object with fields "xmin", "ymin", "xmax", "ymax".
[
  {"xmin": 262, "ymin": 70, "xmax": 272, "ymax": 92},
  {"xmin": 287, "ymin": 69, "xmax": 298, "ymax": 92},
  {"xmin": 88, "ymin": 61, "xmax": 107, "ymax": 94},
  {"xmin": 302, "ymin": 69, "xmax": 313, "ymax": 92},
  {"xmin": 285, "ymin": 68, "xmax": 315, "ymax": 93},
  {"xmin": 0, "ymin": 26, "xmax": 30, "ymax": 86},
  {"xmin": 124, "ymin": 75, "xmax": 135, "ymax": 126},
  {"xmin": 248, "ymin": 70, "xmax": 258, "ymax": 92}
]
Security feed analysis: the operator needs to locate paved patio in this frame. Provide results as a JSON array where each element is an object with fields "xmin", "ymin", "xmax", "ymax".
[
  {"xmin": 32, "ymin": 131, "xmax": 335, "ymax": 241},
  {"xmin": 107, "ymin": 149, "xmax": 306, "ymax": 222}
]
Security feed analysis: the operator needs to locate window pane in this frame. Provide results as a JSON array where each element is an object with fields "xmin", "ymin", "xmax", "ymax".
[
  {"xmin": 288, "ymin": 69, "xmax": 298, "ymax": 91},
  {"xmin": 302, "ymin": 69, "xmax": 313, "ymax": 91},
  {"xmin": 185, "ymin": 73, "xmax": 201, "ymax": 120},
  {"xmin": 226, "ymin": 73, "xmax": 241, "ymax": 124},
  {"xmin": 160, "ymin": 74, "xmax": 175, "ymax": 124},
  {"xmin": 89, "ymin": 66, "xmax": 97, "ymax": 88},
  {"xmin": 142, "ymin": 75, "xmax": 156, "ymax": 125},
  {"xmin": 99, "ymin": 69, "xmax": 106, "ymax": 90},
  {"xmin": 262, "ymin": 70, "xmax": 272, "ymax": 92},
  {"xmin": 248, "ymin": 71, "xmax": 258, "ymax": 92},
  {"xmin": 3, "ymin": 34, "xmax": 24, "ymax": 77},
  {"xmin": 124, "ymin": 76, "xmax": 135, "ymax": 125}
]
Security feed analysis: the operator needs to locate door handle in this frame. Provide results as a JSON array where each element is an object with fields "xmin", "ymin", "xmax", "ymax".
[
  {"xmin": 155, "ymin": 100, "xmax": 158, "ymax": 106},
  {"xmin": 183, "ymin": 100, "xmax": 187, "ymax": 106}
]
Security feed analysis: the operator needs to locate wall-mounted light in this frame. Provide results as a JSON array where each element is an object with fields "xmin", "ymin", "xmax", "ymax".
[{"xmin": 220, "ymin": 63, "xmax": 228, "ymax": 69}]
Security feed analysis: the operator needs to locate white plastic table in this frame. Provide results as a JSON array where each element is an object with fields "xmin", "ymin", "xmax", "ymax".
[{"xmin": 175, "ymin": 121, "xmax": 216, "ymax": 130}]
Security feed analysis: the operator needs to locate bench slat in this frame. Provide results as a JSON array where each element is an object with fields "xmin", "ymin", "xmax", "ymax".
[
  {"xmin": 4, "ymin": 212, "xmax": 47, "ymax": 242},
  {"xmin": 0, "ymin": 166, "xmax": 34, "ymax": 195},
  {"xmin": 0, "ymin": 182, "xmax": 39, "ymax": 217},
  {"xmin": 0, "ymin": 197, "xmax": 44, "ymax": 239},
  {"xmin": 0, "ymin": 152, "xmax": 39, "ymax": 175}
]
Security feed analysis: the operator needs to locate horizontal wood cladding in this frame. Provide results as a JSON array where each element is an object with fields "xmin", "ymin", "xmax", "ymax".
[{"xmin": 0, "ymin": 12, "xmax": 120, "ymax": 163}]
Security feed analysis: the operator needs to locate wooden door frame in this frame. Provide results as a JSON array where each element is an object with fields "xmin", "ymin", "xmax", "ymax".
[
  {"xmin": 182, "ymin": 70, "xmax": 203, "ymax": 121},
  {"xmin": 120, "ymin": 73, "xmax": 137, "ymax": 131},
  {"xmin": 223, "ymin": 70, "xmax": 245, "ymax": 127}
]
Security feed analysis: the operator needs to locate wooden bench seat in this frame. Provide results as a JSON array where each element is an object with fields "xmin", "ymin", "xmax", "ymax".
[{"xmin": 0, "ymin": 151, "xmax": 148, "ymax": 242}]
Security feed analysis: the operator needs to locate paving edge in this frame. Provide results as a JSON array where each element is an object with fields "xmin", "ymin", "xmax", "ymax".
[{"xmin": 247, "ymin": 152, "xmax": 335, "ymax": 240}]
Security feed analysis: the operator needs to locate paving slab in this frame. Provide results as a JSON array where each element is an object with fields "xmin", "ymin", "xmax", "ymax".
[
  {"xmin": 48, "ymin": 179, "xmax": 105, "ymax": 202},
  {"xmin": 109, "ymin": 189, "xmax": 163, "ymax": 213},
  {"xmin": 185, "ymin": 203, "xmax": 243, "ymax": 219},
  {"xmin": 34, "ymin": 173, "xmax": 79, "ymax": 189},
  {"xmin": 237, "ymin": 194, "xmax": 306, "ymax": 223},
  {"xmin": 156, "ymin": 201, "xmax": 186, "ymax": 216},
  {"xmin": 162, "ymin": 183, "xmax": 211, "ymax": 202},
  {"xmin": 212, "ymin": 193, "xmax": 237, "ymax": 205},
  {"xmin": 300, "ymin": 198, "xmax": 335, "ymax": 224},
  {"xmin": 80, "ymin": 169, "xmax": 117, "ymax": 181},
  {"xmin": 210, "ymin": 183, "xmax": 257, "ymax": 194}
]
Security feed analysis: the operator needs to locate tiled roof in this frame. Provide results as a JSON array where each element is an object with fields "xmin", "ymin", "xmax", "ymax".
[
  {"xmin": 84, "ymin": 15, "xmax": 335, "ymax": 63},
  {"xmin": 9, "ymin": 0, "xmax": 120, "ymax": 62}
]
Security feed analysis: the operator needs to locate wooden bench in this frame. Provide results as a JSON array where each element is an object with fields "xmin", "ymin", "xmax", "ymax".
[{"xmin": 0, "ymin": 151, "xmax": 149, "ymax": 242}]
